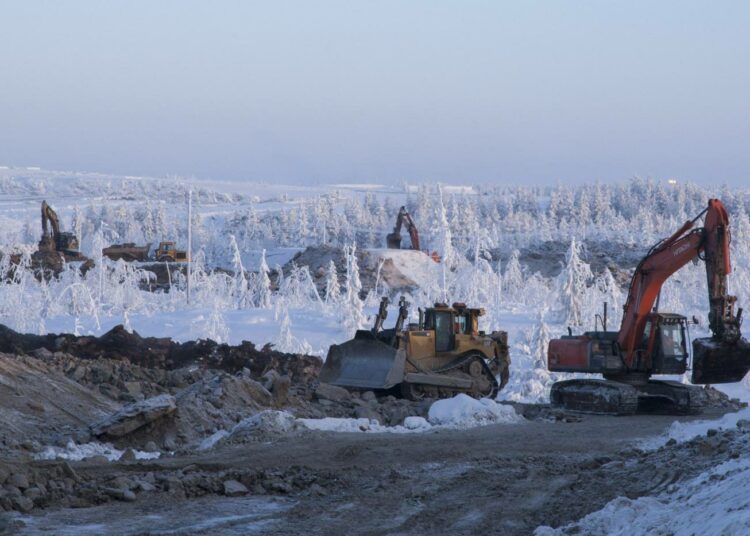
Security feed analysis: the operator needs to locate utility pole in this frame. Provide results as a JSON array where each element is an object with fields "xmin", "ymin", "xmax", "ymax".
[{"xmin": 187, "ymin": 188, "xmax": 192, "ymax": 305}]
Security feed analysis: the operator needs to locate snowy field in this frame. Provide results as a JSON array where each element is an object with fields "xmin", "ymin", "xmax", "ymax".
[{"xmin": 2, "ymin": 167, "xmax": 750, "ymax": 407}]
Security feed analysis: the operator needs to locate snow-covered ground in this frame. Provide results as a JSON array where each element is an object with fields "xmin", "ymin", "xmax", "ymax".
[
  {"xmin": 640, "ymin": 406, "xmax": 750, "ymax": 451},
  {"xmin": 536, "ymin": 450, "xmax": 750, "ymax": 536}
]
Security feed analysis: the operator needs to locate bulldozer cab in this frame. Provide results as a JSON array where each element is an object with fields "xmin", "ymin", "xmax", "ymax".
[
  {"xmin": 642, "ymin": 313, "xmax": 689, "ymax": 375},
  {"xmin": 423, "ymin": 303, "xmax": 483, "ymax": 353}
]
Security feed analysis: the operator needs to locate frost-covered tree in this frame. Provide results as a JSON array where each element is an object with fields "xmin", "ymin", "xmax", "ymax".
[
  {"xmin": 557, "ymin": 238, "xmax": 594, "ymax": 326},
  {"xmin": 254, "ymin": 249, "xmax": 272, "ymax": 309},
  {"xmin": 503, "ymin": 250, "xmax": 524, "ymax": 300},
  {"xmin": 324, "ymin": 259, "xmax": 341, "ymax": 305},
  {"xmin": 530, "ymin": 309, "xmax": 551, "ymax": 368},
  {"xmin": 229, "ymin": 235, "xmax": 250, "ymax": 308},
  {"xmin": 433, "ymin": 185, "xmax": 456, "ymax": 268},
  {"xmin": 343, "ymin": 244, "xmax": 366, "ymax": 336},
  {"xmin": 274, "ymin": 298, "xmax": 294, "ymax": 352}
]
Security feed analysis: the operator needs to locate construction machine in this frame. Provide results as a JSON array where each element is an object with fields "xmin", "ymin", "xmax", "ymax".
[
  {"xmin": 38, "ymin": 201, "xmax": 83, "ymax": 258},
  {"xmin": 154, "ymin": 241, "xmax": 189, "ymax": 263},
  {"xmin": 102, "ymin": 243, "xmax": 152, "ymax": 262},
  {"xmin": 547, "ymin": 199, "xmax": 750, "ymax": 415},
  {"xmin": 386, "ymin": 206, "xmax": 421, "ymax": 250},
  {"xmin": 320, "ymin": 297, "xmax": 510, "ymax": 400}
]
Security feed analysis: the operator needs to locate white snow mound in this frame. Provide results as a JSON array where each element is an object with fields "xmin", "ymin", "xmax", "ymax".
[
  {"xmin": 200, "ymin": 396, "xmax": 523, "ymax": 447},
  {"xmin": 427, "ymin": 394, "xmax": 523, "ymax": 428},
  {"xmin": 199, "ymin": 410, "xmax": 296, "ymax": 450},
  {"xmin": 34, "ymin": 440, "xmax": 160, "ymax": 462},
  {"xmin": 640, "ymin": 406, "xmax": 750, "ymax": 450}
]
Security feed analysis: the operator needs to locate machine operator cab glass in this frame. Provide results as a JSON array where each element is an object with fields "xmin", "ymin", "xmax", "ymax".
[
  {"xmin": 643, "ymin": 313, "xmax": 689, "ymax": 374},
  {"xmin": 423, "ymin": 304, "xmax": 476, "ymax": 353}
]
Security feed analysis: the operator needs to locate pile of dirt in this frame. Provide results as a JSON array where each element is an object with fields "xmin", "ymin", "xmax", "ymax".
[
  {"xmin": 0, "ymin": 353, "xmax": 118, "ymax": 453},
  {"xmin": 0, "ymin": 324, "xmax": 322, "ymax": 380}
]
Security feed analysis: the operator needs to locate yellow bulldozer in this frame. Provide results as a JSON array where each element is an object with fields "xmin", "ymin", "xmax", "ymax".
[{"xmin": 320, "ymin": 297, "xmax": 510, "ymax": 399}]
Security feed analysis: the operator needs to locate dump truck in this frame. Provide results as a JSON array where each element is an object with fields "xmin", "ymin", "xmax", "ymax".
[
  {"xmin": 320, "ymin": 297, "xmax": 510, "ymax": 399},
  {"xmin": 102, "ymin": 242, "xmax": 152, "ymax": 262}
]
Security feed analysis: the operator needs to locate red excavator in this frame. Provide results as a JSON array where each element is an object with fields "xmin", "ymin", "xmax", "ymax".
[
  {"xmin": 386, "ymin": 206, "xmax": 421, "ymax": 251},
  {"xmin": 547, "ymin": 199, "xmax": 750, "ymax": 414}
]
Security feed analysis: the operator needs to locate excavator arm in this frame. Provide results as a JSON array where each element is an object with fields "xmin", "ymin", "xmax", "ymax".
[
  {"xmin": 386, "ymin": 206, "xmax": 421, "ymax": 251},
  {"xmin": 41, "ymin": 200, "xmax": 61, "ymax": 239}
]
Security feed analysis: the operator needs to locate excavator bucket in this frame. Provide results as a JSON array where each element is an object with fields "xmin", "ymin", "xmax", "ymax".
[
  {"xmin": 692, "ymin": 337, "xmax": 750, "ymax": 384},
  {"xmin": 319, "ymin": 331, "xmax": 406, "ymax": 390}
]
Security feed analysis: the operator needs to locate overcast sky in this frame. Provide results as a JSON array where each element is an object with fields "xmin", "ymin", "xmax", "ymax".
[{"xmin": 1, "ymin": 1, "xmax": 748, "ymax": 185}]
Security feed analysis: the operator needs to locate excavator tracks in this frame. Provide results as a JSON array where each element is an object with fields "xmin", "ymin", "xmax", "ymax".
[
  {"xmin": 550, "ymin": 379, "xmax": 639, "ymax": 415},
  {"xmin": 551, "ymin": 379, "xmax": 707, "ymax": 415}
]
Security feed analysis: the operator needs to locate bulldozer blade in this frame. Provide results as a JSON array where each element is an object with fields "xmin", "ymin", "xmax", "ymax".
[
  {"xmin": 692, "ymin": 337, "xmax": 750, "ymax": 384},
  {"xmin": 319, "ymin": 331, "xmax": 405, "ymax": 390}
]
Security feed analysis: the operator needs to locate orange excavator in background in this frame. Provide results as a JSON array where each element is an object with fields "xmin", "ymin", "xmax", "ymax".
[
  {"xmin": 547, "ymin": 199, "xmax": 750, "ymax": 414},
  {"xmin": 386, "ymin": 206, "xmax": 421, "ymax": 251}
]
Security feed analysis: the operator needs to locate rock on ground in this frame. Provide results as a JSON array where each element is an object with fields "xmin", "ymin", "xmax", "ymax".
[{"xmin": 91, "ymin": 395, "xmax": 177, "ymax": 439}]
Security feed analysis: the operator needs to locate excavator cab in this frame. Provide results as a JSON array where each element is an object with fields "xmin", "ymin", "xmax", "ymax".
[{"xmin": 642, "ymin": 313, "xmax": 689, "ymax": 375}]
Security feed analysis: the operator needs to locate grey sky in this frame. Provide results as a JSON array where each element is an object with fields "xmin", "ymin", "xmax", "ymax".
[{"xmin": 1, "ymin": 1, "xmax": 748, "ymax": 185}]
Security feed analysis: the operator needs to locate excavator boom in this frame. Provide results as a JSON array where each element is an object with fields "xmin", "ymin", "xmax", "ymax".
[
  {"xmin": 41, "ymin": 200, "xmax": 61, "ymax": 239},
  {"xmin": 386, "ymin": 206, "xmax": 421, "ymax": 251}
]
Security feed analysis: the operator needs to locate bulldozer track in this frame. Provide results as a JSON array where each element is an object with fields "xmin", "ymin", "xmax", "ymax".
[{"xmin": 404, "ymin": 352, "xmax": 499, "ymax": 399}]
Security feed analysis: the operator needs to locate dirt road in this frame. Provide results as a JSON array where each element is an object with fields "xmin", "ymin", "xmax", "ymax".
[{"xmin": 4, "ymin": 407, "xmax": 737, "ymax": 535}]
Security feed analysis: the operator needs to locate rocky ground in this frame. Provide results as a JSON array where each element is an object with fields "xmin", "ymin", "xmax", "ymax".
[{"xmin": 0, "ymin": 324, "xmax": 746, "ymax": 535}]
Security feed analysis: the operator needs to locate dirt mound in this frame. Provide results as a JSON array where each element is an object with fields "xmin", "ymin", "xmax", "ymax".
[
  {"xmin": 0, "ymin": 354, "xmax": 118, "ymax": 453},
  {"xmin": 0, "ymin": 324, "xmax": 322, "ymax": 381}
]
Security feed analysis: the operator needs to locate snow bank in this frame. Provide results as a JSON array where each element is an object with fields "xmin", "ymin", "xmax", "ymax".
[
  {"xmin": 198, "ymin": 410, "xmax": 297, "ymax": 449},
  {"xmin": 198, "ymin": 397, "xmax": 522, "ymax": 448},
  {"xmin": 640, "ymin": 406, "xmax": 750, "ymax": 450},
  {"xmin": 427, "ymin": 394, "xmax": 524, "ymax": 428},
  {"xmin": 297, "ymin": 417, "xmax": 387, "ymax": 433},
  {"xmin": 34, "ymin": 440, "xmax": 160, "ymax": 462},
  {"xmin": 535, "ymin": 456, "xmax": 750, "ymax": 536},
  {"xmin": 298, "ymin": 396, "xmax": 522, "ymax": 434}
]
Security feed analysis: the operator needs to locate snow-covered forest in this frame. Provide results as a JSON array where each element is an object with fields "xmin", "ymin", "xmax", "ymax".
[{"xmin": 2, "ymin": 168, "xmax": 750, "ymax": 402}]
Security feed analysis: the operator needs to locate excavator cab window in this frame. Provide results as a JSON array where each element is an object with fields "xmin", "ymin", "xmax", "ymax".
[
  {"xmin": 641, "ymin": 319, "xmax": 652, "ymax": 350},
  {"xmin": 658, "ymin": 322, "xmax": 687, "ymax": 358},
  {"xmin": 652, "ymin": 318, "xmax": 689, "ymax": 374}
]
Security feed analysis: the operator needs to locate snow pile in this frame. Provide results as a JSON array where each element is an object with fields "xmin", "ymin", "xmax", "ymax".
[
  {"xmin": 535, "ymin": 455, "xmax": 750, "ymax": 536},
  {"xmin": 640, "ymin": 406, "xmax": 750, "ymax": 450},
  {"xmin": 298, "ymin": 417, "xmax": 387, "ymax": 433},
  {"xmin": 427, "ymin": 394, "xmax": 523, "ymax": 428},
  {"xmin": 199, "ymin": 410, "xmax": 297, "ymax": 449},
  {"xmin": 198, "ymin": 396, "xmax": 522, "ymax": 447},
  {"xmin": 298, "ymin": 396, "xmax": 522, "ymax": 434},
  {"xmin": 297, "ymin": 415, "xmax": 431, "ymax": 434},
  {"xmin": 34, "ymin": 440, "xmax": 160, "ymax": 462}
]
